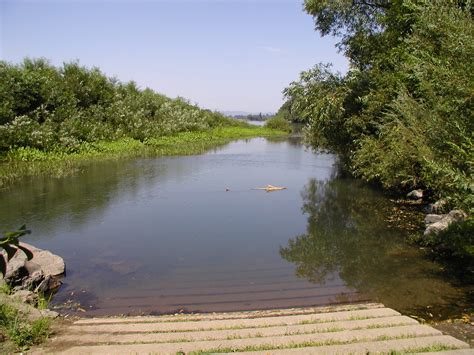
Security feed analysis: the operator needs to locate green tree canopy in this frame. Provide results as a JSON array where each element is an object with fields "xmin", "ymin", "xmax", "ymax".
[{"xmin": 280, "ymin": 1, "xmax": 473, "ymax": 210}]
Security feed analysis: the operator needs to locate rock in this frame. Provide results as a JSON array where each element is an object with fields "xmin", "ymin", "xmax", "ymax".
[
  {"xmin": 35, "ymin": 274, "xmax": 62, "ymax": 294},
  {"xmin": 37, "ymin": 308, "xmax": 59, "ymax": 319},
  {"xmin": 427, "ymin": 199, "xmax": 448, "ymax": 213},
  {"xmin": 424, "ymin": 220, "xmax": 450, "ymax": 236},
  {"xmin": 11, "ymin": 290, "xmax": 38, "ymax": 305},
  {"xmin": 2, "ymin": 242, "xmax": 65, "ymax": 295},
  {"xmin": 407, "ymin": 189, "xmax": 423, "ymax": 200},
  {"xmin": 425, "ymin": 214, "xmax": 445, "ymax": 225},
  {"xmin": 424, "ymin": 209, "xmax": 467, "ymax": 236},
  {"xmin": 21, "ymin": 269, "xmax": 44, "ymax": 290},
  {"xmin": 24, "ymin": 259, "xmax": 42, "ymax": 274},
  {"xmin": 447, "ymin": 209, "xmax": 468, "ymax": 223},
  {"xmin": 22, "ymin": 243, "xmax": 65, "ymax": 277},
  {"xmin": 0, "ymin": 293, "xmax": 58, "ymax": 322},
  {"xmin": 3, "ymin": 249, "xmax": 28, "ymax": 280}
]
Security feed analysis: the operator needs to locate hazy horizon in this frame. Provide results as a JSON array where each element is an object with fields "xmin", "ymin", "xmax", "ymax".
[{"xmin": 0, "ymin": 0, "xmax": 348, "ymax": 113}]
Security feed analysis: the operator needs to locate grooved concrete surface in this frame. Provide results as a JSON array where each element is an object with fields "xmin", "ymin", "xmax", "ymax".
[{"xmin": 35, "ymin": 303, "xmax": 471, "ymax": 354}]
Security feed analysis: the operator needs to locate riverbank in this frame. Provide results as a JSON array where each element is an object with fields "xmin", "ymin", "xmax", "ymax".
[{"xmin": 0, "ymin": 126, "xmax": 285, "ymax": 187}]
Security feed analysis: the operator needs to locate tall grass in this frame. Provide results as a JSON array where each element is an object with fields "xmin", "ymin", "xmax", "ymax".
[{"xmin": 0, "ymin": 303, "xmax": 51, "ymax": 351}]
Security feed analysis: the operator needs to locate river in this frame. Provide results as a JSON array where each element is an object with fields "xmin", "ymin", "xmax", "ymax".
[{"xmin": 0, "ymin": 137, "xmax": 471, "ymax": 319}]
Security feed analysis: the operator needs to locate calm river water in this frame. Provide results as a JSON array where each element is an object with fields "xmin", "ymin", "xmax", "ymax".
[{"xmin": 0, "ymin": 137, "xmax": 471, "ymax": 318}]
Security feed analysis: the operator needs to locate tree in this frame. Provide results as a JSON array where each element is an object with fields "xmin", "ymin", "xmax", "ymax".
[{"xmin": 281, "ymin": 1, "xmax": 473, "ymax": 209}]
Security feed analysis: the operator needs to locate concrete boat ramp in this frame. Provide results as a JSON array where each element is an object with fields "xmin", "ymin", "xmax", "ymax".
[{"xmin": 35, "ymin": 303, "xmax": 471, "ymax": 354}]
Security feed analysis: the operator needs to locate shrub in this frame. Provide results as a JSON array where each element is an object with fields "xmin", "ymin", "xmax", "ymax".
[
  {"xmin": 282, "ymin": 1, "xmax": 473, "ymax": 210},
  {"xmin": 264, "ymin": 116, "xmax": 291, "ymax": 132},
  {"xmin": 0, "ymin": 303, "xmax": 51, "ymax": 350},
  {"xmin": 0, "ymin": 59, "xmax": 239, "ymax": 153}
]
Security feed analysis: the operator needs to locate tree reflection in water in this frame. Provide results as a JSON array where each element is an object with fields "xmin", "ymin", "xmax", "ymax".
[{"xmin": 280, "ymin": 178, "xmax": 471, "ymax": 320}]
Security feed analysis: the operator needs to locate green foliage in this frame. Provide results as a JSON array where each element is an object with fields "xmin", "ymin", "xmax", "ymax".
[
  {"xmin": 304, "ymin": 0, "xmax": 391, "ymax": 69},
  {"xmin": 416, "ymin": 217, "xmax": 474, "ymax": 269},
  {"xmin": 0, "ymin": 126, "xmax": 285, "ymax": 186},
  {"xmin": 264, "ymin": 116, "xmax": 291, "ymax": 132},
  {"xmin": 37, "ymin": 293, "xmax": 51, "ymax": 311},
  {"xmin": 283, "ymin": 64, "xmax": 344, "ymax": 125},
  {"xmin": 0, "ymin": 59, "xmax": 287, "ymax": 185},
  {"xmin": 273, "ymin": 99, "xmax": 300, "ymax": 123},
  {"xmin": 0, "ymin": 303, "xmax": 51, "ymax": 350},
  {"xmin": 0, "ymin": 282, "xmax": 12, "ymax": 295},
  {"xmin": 282, "ymin": 1, "xmax": 473, "ymax": 210},
  {"xmin": 0, "ymin": 225, "xmax": 32, "ymax": 277},
  {"xmin": 352, "ymin": 93, "xmax": 434, "ymax": 189},
  {"xmin": 0, "ymin": 59, "xmax": 238, "ymax": 152}
]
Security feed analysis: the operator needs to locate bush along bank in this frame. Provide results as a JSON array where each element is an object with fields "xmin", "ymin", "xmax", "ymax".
[
  {"xmin": 277, "ymin": 1, "xmax": 472, "ymax": 261},
  {"xmin": 397, "ymin": 188, "xmax": 473, "ymax": 294},
  {"xmin": 0, "ymin": 58, "xmax": 242, "ymax": 151},
  {"xmin": 264, "ymin": 115, "xmax": 292, "ymax": 133},
  {"xmin": 406, "ymin": 190, "xmax": 473, "ymax": 283},
  {"xmin": 0, "ymin": 59, "xmax": 286, "ymax": 186}
]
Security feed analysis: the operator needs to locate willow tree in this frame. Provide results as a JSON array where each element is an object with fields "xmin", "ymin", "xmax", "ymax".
[{"xmin": 283, "ymin": 0, "xmax": 473, "ymax": 209}]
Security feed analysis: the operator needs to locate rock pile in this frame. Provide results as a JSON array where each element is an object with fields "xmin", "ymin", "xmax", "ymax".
[
  {"xmin": 424, "ymin": 210, "xmax": 467, "ymax": 236},
  {"xmin": 407, "ymin": 189, "xmax": 423, "ymax": 200},
  {"xmin": 2, "ymin": 242, "xmax": 65, "ymax": 295}
]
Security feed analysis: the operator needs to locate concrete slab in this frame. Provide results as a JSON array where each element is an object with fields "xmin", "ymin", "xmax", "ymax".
[{"xmin": 35, "ymin": 304, "xmax": 470, "ymax": 354}]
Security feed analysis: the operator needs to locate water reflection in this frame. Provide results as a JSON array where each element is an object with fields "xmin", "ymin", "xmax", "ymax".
[
  {"xmin": 1, "ymin": 138, "xmax": 471, "ymax": 319},
  {"xmin": 0, "ymin": 156, "xmax": 212, "ymax": 241},
  {"xmin": 280, "ymin": 178, "xmax": 472, "ymax": 319}
]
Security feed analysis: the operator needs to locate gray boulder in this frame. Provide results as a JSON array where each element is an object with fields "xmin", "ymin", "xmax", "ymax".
[
  {"xmin": 35, "ymin": 274, "xmax": 63, "ymax": 294},
  {"xmin": 424, "ymin": 210, "xmax": 467, "ymax": 236},
  {"xmin": 425, "ymin": 214, "xmax": 445, "ymax": 225},
  {"xmin": 22, "ymin": 243, "xmax": 65, "ymax": 277},
  {"xmin": 4, "ymin": 249, "xmax": 28, "ymax": 280},
  {"xmin": 407, "ymin": 189, "xmax": 423, "ymax": 200},
  {"xmin": 2, "ymin": 242, "xmax": 65, "ymax": 294},
  {"xmin": 19, "ymin": 270, "xmax": 44, "ymax": 291},
  {"xmin": 0, "ymin": 293, "xmax": 58, "ymax": 321}
]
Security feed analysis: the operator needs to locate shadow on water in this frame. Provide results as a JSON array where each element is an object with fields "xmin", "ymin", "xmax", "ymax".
[{"xmin": 280, "ymin": 178, "xmax": 473, "ymax": 321}]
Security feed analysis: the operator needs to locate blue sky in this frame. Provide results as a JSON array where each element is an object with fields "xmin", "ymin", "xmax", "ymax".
[{"xmin": 1, "ymin": 0, "xmax": 348, "ymax": 113}]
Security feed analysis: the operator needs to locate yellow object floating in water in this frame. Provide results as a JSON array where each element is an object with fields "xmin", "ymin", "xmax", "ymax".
[{"xmin": 254, "ymin": 184, "xmax": 287, "ymax": 192}]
